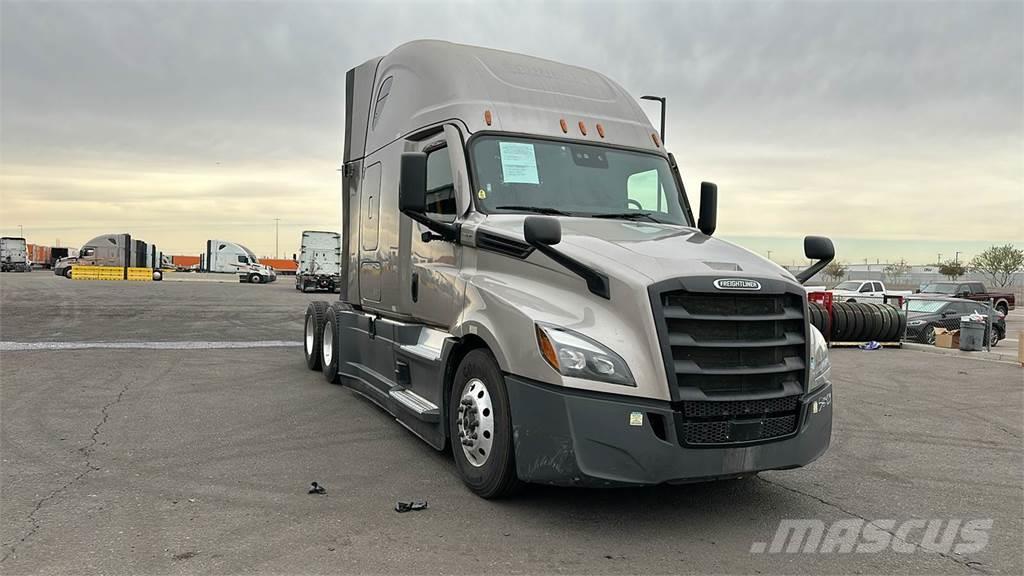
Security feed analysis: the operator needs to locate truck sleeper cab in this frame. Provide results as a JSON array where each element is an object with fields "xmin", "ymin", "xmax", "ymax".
[
  {"xmin": 53, "ymin": 233, "xmax": 163, "ymax": 280},
  {"xmin": 304, "ymin": 40, "xmax": 835, "ymax": 498}
]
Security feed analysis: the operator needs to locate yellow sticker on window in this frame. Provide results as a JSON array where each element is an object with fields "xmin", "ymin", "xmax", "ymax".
[{"xmin": 477, "ymin": 189, "xmax": 487, "ymax": 199}]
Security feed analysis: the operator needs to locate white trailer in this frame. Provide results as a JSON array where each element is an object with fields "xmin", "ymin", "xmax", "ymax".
[
  {"xmin": 1, "ymin": 237, "xmax": 31, "ymax": 272},
  {"xmin": 295, "ymin": 231, "xmax": 342, "ymax": 292},
  {"xmin": 202, "ymin": 239, "xmax": 276, "ymax": 284}
]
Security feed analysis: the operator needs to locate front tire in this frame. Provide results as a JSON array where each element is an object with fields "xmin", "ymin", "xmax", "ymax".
[
  {"xmin": 64, "ymin": 267, "xmax": 73, "ymax": 279},
  {"xmin": 249, "ymin": 273, "xmax": 263, "ymax": 284},
  {"xmin": 304, "ymin": 301, "xmax": 328, "ymax": 370},
  {"xmin": 449, "ymin": 349, "xmax": 521, "ymax": 499}
]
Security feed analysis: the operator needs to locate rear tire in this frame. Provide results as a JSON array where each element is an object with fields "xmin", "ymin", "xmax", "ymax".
[
  {"xmin": 996, "ymin": 302, "xmax": 1008, "ymax": 316},
  {"xmin": 321, "ymin": 306, "xmax": 342, "ymax": 384},
  {"xmin": 304, "ymin": 301, "xmax": 328, "ymax": 370},
  {"xmin": 449, "ymin": 349, "xmax": 522, "ymax": 499}
]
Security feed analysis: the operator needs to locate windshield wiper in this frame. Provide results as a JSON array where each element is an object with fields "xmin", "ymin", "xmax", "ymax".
[
  {"xmin": 588, "ymin": 211, "xmax": 665, "ymax": 223},
  {"xmin": 494, "ymin": 205, "xmax": 573, "ymax": 216}
]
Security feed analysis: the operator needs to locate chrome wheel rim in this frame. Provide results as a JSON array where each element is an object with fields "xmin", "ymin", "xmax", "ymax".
[
  {"xmin": 322, "ymin": 320, "xmax": 333, "ymax": 366},
  {"xmin": 457, "ymin": 378, "xmax": 494, "ymax": 468},
  {"xmin": 926, "ymin": 326, "xmax": 935, "ymax": 345},
  {"xmin": 305, "ymin": 315, "xmax": 315, "ymax": 356}
]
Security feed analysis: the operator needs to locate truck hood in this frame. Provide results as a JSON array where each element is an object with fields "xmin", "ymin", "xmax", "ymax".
[{"xmin": 478, "ymin": 215, "xmax": 798, "ymax": 285}]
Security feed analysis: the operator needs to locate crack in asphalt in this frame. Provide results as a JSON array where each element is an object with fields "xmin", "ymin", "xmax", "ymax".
[
  {"xmin": 757, "ymin": 475, "xmax": 991, "ymax": 574},
  {"xmin": 0, "ymin": 376, "xmax": 132, "ymax": 563}
]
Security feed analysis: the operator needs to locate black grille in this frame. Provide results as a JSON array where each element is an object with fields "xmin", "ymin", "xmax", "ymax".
[
  {"xmin": 652, "ymin": 286, "xmax": 808, "ymax": 447},
  {"xmin": 682, "ymin": 395, "xmax": 800, "ymax": 418},
  {"xmin": 679, "ymin": 415, "xmax": 798, "ymax": 445},
  {"xmin": 657, "ymin": 290, "xmax": 806, "ymax": 396}
]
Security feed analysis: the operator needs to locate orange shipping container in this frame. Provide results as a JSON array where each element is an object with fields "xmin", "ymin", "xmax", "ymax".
[
  {"xmin": 170, "ymin": 255, "xmax": 200, "ymax": 267},
  {"xmin": 260, "ymin": 258, "xmax": 298, "ymax": 274},
  {"xmin": 27, "ymin": 244, "xmax": 51, "ymax": 266}
]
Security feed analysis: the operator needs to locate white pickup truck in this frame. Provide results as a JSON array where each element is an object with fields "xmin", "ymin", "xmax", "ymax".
[{"xmin": 829, "ymin": 280, "xmax": 911, "ymax": 303}]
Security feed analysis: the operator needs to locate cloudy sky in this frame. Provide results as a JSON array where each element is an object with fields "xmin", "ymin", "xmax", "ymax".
[{"xmin": 1, "ymin": 0, "xmax": 1021, "ymax": 264}]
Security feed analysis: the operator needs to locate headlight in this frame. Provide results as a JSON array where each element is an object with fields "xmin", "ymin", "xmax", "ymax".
[
  {"xmin": 809, "ymin": 325, "xmax": 831, "ymax": 391},
  {"xmin": 906, "ymin": 319, "xmax": 925, "ymax": 326},
  {"xmin": 535, "ymin": 323, "xmax": 635, "ymax": 386}
]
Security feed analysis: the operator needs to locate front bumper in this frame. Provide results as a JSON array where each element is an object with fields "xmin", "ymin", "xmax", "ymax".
[{"xmin": 506, "ymin": 376, "xmax": 833, "ymax": 487}]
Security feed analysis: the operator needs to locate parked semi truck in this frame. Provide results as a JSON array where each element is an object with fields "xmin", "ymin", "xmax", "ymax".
[
  {"xmin": 53, "ymin": 233, "xmax": 163, "ymax": 280},
  {"xmin": 303, "ymin": 41, "xmax": 836, "ymax": 498},
  {"xmin": 201, "ymin": 239, "xmax": 276, "ymax": 283},
  {"xmin": 1, "ymin": 237, "xmax": 31, "ymax": 272},
  {"xmin": 296, "ymin": 231, "xmax": 342, "ymax": 292}
]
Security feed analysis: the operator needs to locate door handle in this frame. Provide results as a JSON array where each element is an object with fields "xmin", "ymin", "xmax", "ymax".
[{"xmin": 411, "ymin": 272, "xmax": 419, "ymax": 303}]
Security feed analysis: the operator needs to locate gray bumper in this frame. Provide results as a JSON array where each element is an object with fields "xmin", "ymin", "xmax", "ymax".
[{"xmin": 506, "ymin": 376, "xmax": 832, "ymax": 487}]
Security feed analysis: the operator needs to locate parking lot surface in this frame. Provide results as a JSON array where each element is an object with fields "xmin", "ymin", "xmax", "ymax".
[{"xmin": 1, "ymin": 273, "xmax": 1021, "ymax": 575}]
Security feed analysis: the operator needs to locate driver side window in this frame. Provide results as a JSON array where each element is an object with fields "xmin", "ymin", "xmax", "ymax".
[
  {"xmin": 627, "ymin": 169, "xmax": 668, "ymax": 213},
  {"xmin": 425, "ymin": 145, "xmax": 456, "ymax": 223}
]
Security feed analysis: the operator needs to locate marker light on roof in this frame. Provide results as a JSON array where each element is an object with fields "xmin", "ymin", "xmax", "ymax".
[
  {"xmin": 596, "ymin": 123, "xmax": 605, "ymax": 138},
  {"xmin": 559, "ymin": 118, "xmax": 568, "ymax": 133},
  {"xmin": 484, "ymin": 110, "xmax": 492, "ymax": 126}
]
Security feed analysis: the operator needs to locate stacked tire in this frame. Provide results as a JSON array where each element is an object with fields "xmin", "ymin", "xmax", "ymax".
[
  {"xmin": 827, "ymin": 302, "xmax": 905, "ymax": 343},
  {"xmin": 808, "ymin": 302, "xmax": 831, "ymax": 338}
]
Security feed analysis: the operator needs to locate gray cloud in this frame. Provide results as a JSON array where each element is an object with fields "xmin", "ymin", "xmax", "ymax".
[{"xmin": 1, "ymin": 0, "xmax": 1021, "ymax": 259}]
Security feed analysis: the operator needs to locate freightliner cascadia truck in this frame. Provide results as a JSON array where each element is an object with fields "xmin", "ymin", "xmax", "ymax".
[
  {"xmin": 304, "ymin": 40, "xmax": 836, "ymax": 498},
  {"xmin": 53, "ymin": 233, "xmax": 163, "ymax": 280}
]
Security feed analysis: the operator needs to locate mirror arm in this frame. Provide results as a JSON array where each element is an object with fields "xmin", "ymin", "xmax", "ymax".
[
  {"xmin": 529, "ymin": 243, "xmax": 610, "ymax": 299},
  {"xmin": 796, "ymin": 256, "xmax": 833, "ymax": 285}
]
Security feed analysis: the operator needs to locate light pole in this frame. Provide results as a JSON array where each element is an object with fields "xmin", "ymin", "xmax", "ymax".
[
  {"xmin": 274, "ymin": 218, "xmax": 280, "ymax": 259},
  {"xmin": 18, "ymin": 225, "xmax": 24, "ymax": 237},
  {"xmin": 955, "ymin": 251, "xmax": 961, "ymax": 264}
]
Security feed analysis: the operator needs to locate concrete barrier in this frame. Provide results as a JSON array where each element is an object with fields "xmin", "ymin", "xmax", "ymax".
[{"xmin": 72, "ymin": 266, "xmax": 154, "ymax": 281}]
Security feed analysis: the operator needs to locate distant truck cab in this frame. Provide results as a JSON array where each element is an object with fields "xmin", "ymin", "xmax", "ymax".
[
  {"xmin": 201, "ymin": 239, "xmax": 276, "ymax": 284},
  {"xmin": 1, "ymin": 237, "xmax": 31, "ymax": 272},
  {"xmin": 304, "ymin": 41, "xmax": 836, "ymax": 497},
  {"xmin": 296, "ymin": 231, "xmax": 342, "ymax": 292}
]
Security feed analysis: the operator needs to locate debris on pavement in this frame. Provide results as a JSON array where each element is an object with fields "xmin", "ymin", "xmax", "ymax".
[
  {"xmin": 308, "ymin": 482, "xmax": 326, "ymax": 495},
  {"xmin": 395, "ymin": 500, "xmax": 428, "ymax": 513},
  {"xmin": 859, "ymin": 341, "xmax": 881, "ymax": 350}
]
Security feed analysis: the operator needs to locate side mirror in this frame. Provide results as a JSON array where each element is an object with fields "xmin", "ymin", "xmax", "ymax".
[
  {"xmin": 794, "ymin": 235, "xmax": 835, "ymax": 285},
  {"xmin": 524, "ymin": 216, "xmax": 562, "ymax": 246},
  {"xmin": 804, "ymin": 236, "xmax": 835, "ymax": 261},
  {"xmin": 399, "ymin": 152, "xmax": 427, "ymax": 215},
  {"xmin": 697, "ymin": 182, "xmax": 717, "ymax": 236}
]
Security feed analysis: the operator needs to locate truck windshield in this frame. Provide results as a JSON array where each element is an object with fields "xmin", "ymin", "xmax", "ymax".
[{"xmin": 469, "ymin": 136, "xmax": 690, "ymax": 225}]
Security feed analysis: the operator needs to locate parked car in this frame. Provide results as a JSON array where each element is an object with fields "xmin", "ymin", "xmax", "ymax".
[
  {"xmin": 829, "ymin": 280, "xmax": 910, "ymax": 303},
  {"xmin": 905, "ymin": 298, "xmax": 1005, "ymax": 346},
  {"xmin": 918, "ymin": 282, "xmax": 1015, "ymax": 315}
]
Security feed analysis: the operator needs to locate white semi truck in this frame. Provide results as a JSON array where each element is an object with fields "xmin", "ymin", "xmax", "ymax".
[
  {"xmin": 296, "ymin": 230, "xmax": 342, "ymax": 292},
  {"xmin": 201, "ymin": 239, "xmax": 276, "ymax": 284},
  {"xmin": 303, "ymin": 41, "xmax": 836, "ymax": 498},
  {"xmin": 1, "ymin": 237, "xmax": 31, "ymax": 272}
]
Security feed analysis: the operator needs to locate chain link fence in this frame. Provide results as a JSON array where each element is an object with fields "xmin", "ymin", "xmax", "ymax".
[{"xmin": 901, "ymin": 295, "xmax": 1002, "ymax": 352}]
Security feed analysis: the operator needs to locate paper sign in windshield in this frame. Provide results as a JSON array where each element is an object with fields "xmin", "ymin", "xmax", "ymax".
[{"xmin": 499, "ymin": 142, "xmax": 539, "ymax": 184}]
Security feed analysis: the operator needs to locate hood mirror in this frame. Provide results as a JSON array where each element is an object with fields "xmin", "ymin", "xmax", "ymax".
[
  {"xmin": 524, "ymin": 216, "xmax": 562, "ymax": 246},
  {"xmin": 795, "ymin": 235, "xmax": 835, "ymax": 285}
]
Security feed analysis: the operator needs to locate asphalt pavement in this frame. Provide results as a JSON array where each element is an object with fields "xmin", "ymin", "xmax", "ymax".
[{"xmin": 1, "ymin": 272, "xmax": 1021, "ymax": 575}]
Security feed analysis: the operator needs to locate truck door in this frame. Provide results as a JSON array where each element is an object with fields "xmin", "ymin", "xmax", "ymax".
[
  {"xmin": 359, "ymin": 162, "xmax": 383, "ymax": 303},
  {"xmin": 402, "ymin": 125, "xmax": 469, "ymax": 328}
]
